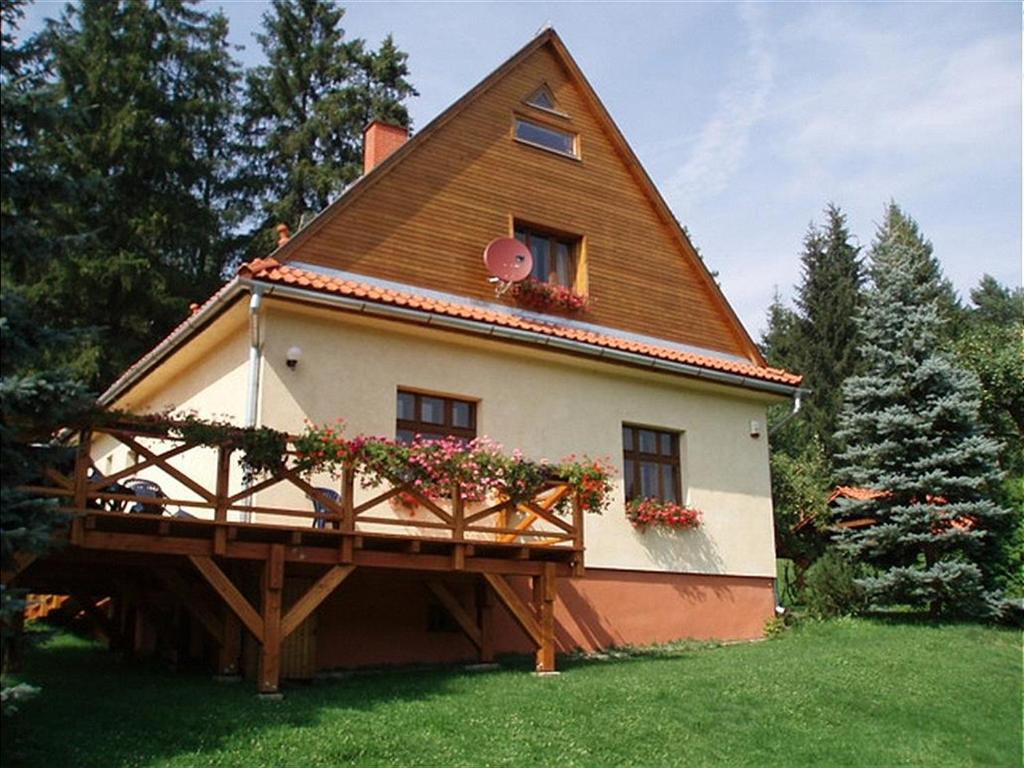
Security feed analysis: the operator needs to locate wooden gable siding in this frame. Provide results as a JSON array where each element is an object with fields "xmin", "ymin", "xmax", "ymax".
[{"xmin": 291, "ymin": 44, "xmax": 748, "ymax": 357}]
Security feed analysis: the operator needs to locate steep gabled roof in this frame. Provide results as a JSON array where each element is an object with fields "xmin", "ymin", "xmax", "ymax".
[{"xmin": 268, "ymin": 27, "xmax": 766, "ymax": 365}]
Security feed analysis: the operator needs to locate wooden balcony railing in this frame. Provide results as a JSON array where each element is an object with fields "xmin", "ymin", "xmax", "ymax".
[{"xmin": 22, "ymin": 421, "xmax": 585, "ymax": 572}]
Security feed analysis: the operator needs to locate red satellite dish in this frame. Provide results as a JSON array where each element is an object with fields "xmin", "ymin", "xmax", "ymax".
[{"xmin": 483, "ymin": 237, "xmax": 533, "ymax": 283}]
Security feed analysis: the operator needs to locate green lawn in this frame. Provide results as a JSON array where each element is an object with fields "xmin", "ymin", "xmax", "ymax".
[{"xmin": 2, "ymin": 619, "xmax": 1020, "ymax": 767}]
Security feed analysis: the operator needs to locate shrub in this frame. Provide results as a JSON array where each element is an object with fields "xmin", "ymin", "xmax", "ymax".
[{"xmin": 802, "ymin": 550, "xmax": 866, "ymax": 618}]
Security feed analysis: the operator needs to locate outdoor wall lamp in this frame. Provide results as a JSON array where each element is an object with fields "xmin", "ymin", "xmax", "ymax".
[{"xmin": 286, "ymin": 346, "xmax": 303, "ymax": 370}]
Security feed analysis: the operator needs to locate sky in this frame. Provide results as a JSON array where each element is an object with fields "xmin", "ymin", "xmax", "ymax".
[{"xmin": 19, "ymin": 1, "xmax": 1023, "ymax": 339}]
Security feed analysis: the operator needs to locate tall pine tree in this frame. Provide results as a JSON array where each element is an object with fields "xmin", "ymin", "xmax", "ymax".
[
  {"xmin": 760, "ymin": 205, "xmax": 863, "ymax": 576},
  {"xmin": 240, "ymin": 0, "xmax": 416, "ymax": 248},
  {"xmin": 3, "ymin": 0, "xmax": 240, "ymax": 388},
  {"xmin": 793, "ymin": 205, "xmax": 863, "ymax": 460},
  {"xmin": 834, "ymin": 203, "xmax": 1008, "ymax": 617}
]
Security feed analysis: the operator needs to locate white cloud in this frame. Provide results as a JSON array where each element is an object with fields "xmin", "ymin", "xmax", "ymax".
[{"xmin": 663, "ymin": 3, "xmax": 775, "ymax": 210}]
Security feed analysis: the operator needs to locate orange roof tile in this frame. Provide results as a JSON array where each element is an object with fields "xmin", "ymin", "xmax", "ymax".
[{"xmin": 239, "ymin": 258, "xmax": 802, "ymax": 388}]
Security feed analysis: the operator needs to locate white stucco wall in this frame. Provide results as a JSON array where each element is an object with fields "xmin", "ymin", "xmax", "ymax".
[
  {"xmin": 255, "ymin": 300, "xmax": 779, "ymax": 578},
  {"xmin": 94, "ymin": 304, "xmax": 252, "ymax": 515}
]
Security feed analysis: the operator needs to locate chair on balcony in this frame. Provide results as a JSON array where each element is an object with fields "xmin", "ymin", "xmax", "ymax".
[
  {"xmin": 123, "ymin": 478, "xmax": 165, "ymax": 515},
  {"xmin": 87, "ymin": 469, "xmax": 130, "ymax": 513},
  {"xmin": 309, "ymin": 487, "xmax": 342, "ymax": 530}
]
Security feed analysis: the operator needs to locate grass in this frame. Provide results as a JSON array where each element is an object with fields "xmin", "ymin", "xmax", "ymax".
[{"xmin": 2, "ymin": 619, "xmax": 1020, "ymax": 767}]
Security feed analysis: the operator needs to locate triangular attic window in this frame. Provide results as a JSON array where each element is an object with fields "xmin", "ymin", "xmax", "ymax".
[{"xmin": 525, "ymin": 84, "xmax": 560, "ymax": 113}]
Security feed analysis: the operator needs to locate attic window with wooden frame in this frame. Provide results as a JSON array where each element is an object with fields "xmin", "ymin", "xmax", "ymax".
[
  {"xmin": 514, "ymin": 224, "xmax": 580, "ymax": 289},
  {"xmin": 513, "ymin": 117, "xmax": 577, "ymax": 158},
  {"xmin": 523, "ymin": 84, "xmax": 568, "ymax": 118}
]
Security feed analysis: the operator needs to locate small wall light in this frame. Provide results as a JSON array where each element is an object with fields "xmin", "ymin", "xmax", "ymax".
[
  {"xmin": 286, "ymin": 345, "xmax": 303, "ymax": 370},
  {"xmin": 749, "ymin": 419, "xmax": 762, "ymax": 439}
]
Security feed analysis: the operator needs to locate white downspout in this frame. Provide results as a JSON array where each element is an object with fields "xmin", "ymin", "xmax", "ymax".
[{"xmin": 242, "ymin": 288, "xmax": 265, "ymax": 522}]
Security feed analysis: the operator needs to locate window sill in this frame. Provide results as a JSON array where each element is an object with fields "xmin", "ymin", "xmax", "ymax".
[{"xmin": 513, "ymin": 137, "xmax": 582, "ymax": 162}]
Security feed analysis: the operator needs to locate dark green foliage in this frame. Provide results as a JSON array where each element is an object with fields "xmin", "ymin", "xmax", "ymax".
[
  {"xmin": 2, "ymin": 0, "xmax": 241, "ymax": 388},
  {"xmin": 801, "ymin": 549, "xmax": 866, "ymax": 618},
  {"xmin": 954, "ymin": 275, "xmax": 1024, "ymax": 475},
  {"xmin": 1, "ymin": 289, "xmax": 93, "ymax": 669},
  {"xmin": 834, "ymin": 203, "xmax": 1009, "ymax": 617},
  {"xmin": 769, "ymin": 437, "xmax": 831, "ymax": 579},
  {"xmin": 239, "ymin": 0, "xmax": 416, "ymax": 246},
  {"xmin": 761, "ymin": 205, "xmax": 865, "ymax": 567},
  {"xmin": 792, "ymin": 205, "xmax": 864, "ymax": 459}
]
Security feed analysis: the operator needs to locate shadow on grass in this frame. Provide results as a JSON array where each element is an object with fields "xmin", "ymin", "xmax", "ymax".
[
  {"xmin": 2, "ymin": 632, "xmax": 472, "ymax": 768},
  {"xmin": 2, "ymin": 625, "xmax": 736, "ymax": 768}
]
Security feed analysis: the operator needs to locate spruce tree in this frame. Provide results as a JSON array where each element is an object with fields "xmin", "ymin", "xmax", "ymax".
[
  {"xmin": 3, "ymin": 0, "xmax": 241, "ymax": 387},
  {"xmin": 793, "ymin": 205, "xmax": 863, "ymax": 460},
  {"xmin": 240, "ymin": 0, "xmax": 416, "ymax": 246},
  {"xmin": 834, "ymin": 203, "xmax": 1009, "ymax": 616}
]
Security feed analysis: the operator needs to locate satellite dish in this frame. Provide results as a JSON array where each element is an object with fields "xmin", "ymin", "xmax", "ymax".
[{"xmin": 483, "ymin": 237, "xmax": 533, "ymax": 296}]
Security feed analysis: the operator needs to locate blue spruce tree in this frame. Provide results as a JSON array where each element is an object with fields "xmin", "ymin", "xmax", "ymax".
[{"xmin": 834, "ymin": 203, "xmax": 1008, "ymax": 617}]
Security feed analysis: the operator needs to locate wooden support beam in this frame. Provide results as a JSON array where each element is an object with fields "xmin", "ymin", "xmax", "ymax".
[
  {"xmin": 189, "ymin": 556, "xmax": 263, "ymax": 643},
  {"xmin": 71, "ymin": 593, "xmax": 117, "ymax": 643},
  {"xmin": 153, "ymin": 568, "xmax": 224, "ymax": 644},
  {"xmin": 426, "ymin": 581, "xmax": 481, "ymax": 649},
  {"xmin": 534, "ymin": 562, "xmax": 557, "ymax": 673},
  {"xmin": 482, "ymin": 573, "xmax": 542, "ymax": 647},
  {"xmin": 71, "ymin": 428, "xmax": 91, "ymax": 543},
  {"xmin": 0, "ymin": 552, "xmax": 37, "ymax": 586},
  {"xmin": 219, "ymin": 609, "xmax": 242, "ymax": 676},
  {"xmin": 258, "ymin": 544, "xmax": 285, "ymax": 694},
  {"xmin": 281, "ymin": 565, "xmax": 354, "ymax": 639}
]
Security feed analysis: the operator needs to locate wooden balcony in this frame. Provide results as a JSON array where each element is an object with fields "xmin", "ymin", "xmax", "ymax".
[{"xmin": 10, "ymin": 421, "xmax": 586, "ymax": 693}]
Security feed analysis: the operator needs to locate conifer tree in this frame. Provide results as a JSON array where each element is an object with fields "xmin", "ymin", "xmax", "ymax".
[
  {"xmin": 834, "ymin": 203, "xmax": 1008, "ymax": 616},
  {"xmin": 2, "ymin": 0, "xmax": 241, "ymax": 388},
  {"xmin": 240, "ymin": 0, "xmax": 416, "ymax": 245},
  {"xmin": 793, "ymin": 205, "xmax": 863, "ymax": 459}
]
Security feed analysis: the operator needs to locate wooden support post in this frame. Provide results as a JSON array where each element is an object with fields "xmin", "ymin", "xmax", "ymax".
[
  {"xmin": 452, "ymin": 483, "xmax": 465, "ymax": 570},
  {"xmin": 571, "ymin": 491, "xmax": 585, "ymax": 577},
  {"xmin": 219, "ymin": 610, "xmax": 242, "ymax": 676},
  {"xmin": 482, "ymin": 573, "xmax": 542, "ymax": 649},
  {"xmin": 477, "ymin": 579, "xmax": 495, "ymax": 663},
  {"xmin": 534, "ymin": 562, "xmax": 557, "ymax": 673},
  {"xmin": 189, "ymin": 556, "xmax": 263, "ymax": 643},
  {"xmin": 426, "ymin": 581, "xmax": 481, "ymax": 650},
  {"xmin": 154, "ymin": 568, "xmax": 224, "ymax": 645},
  {"xmin": 214, "ymin": 446, "xmax": 231, "ymax": 555},
  {"xmin": 340, "ymin": 463, "xmax": 355, "ymax": 562},
  {"xmin": 281, "ymin": 565, "xmax": 354, "ymax": 639},
  {"xmin": 258, "ymin": 544, "xmax": 284, "ymax": 695},
  {"xmin": 71, "ymin": 428, "xmax": 91, "ymax": 545}
]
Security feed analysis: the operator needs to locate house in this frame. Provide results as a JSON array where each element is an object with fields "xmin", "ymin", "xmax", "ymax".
[{"xmin": 13, "ymin": 29, "xmax": 801, "ymax": 693}]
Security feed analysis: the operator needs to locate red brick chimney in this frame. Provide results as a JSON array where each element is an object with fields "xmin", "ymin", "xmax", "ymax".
[{"xmin": 363, "ymin": 120, "xmax": 408, "ymax": 174}]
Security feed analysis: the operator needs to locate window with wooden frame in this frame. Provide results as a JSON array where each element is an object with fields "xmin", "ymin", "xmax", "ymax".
[
  {"xmin": 514, "ymin": 223, "xmax": 580, "ymax": 289},
  {"xmin": 396, "ymin": 390, "xmax": 477, "ymax": 443},
  {"xmin": 513, "ymin": 116, "xmax": 577, "ymax": 158},
  {"xmin": 523, "ymin": 84, "xmax": 569, "ymax": 119},
  {"xmin": 622, "ymin": 425, "xmax": 681, "ymax": 503}
]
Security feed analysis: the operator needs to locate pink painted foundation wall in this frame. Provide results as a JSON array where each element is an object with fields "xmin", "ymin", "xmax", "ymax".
[{"xmin": 314, "ymin": 568, "xmax": 776, "ymax": 671}]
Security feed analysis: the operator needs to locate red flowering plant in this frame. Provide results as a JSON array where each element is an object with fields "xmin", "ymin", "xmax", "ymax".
[
  {"xmin": 557, "ymin": 456, "xmax": 616, "ymax": 513},
  {"xmin": 510, "ymin": 278, "xmax": 589, "ymax": 314},
  {"xmin": 626, "ymin": 497, "xmax": 702, "ymax": 531},
  {"xmin": 294, "ymin": 422, "xmax": 614, "ymax": 513},
  {"xmin": 292, "ymin": 419, "xmax": 370, "ymax": 476}
]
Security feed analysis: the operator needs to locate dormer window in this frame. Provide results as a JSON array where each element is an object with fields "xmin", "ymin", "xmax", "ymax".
[
  {"xmin": 514, "ymin": 117, "xmax": 577, "ymax": 158},
  {"xmin": 514, "ymin": 224, "xmax": 579, "ymax": 288}
]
